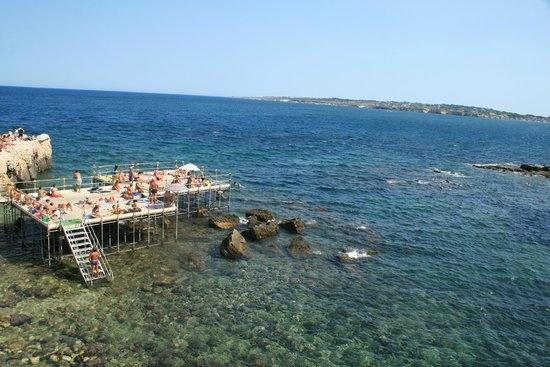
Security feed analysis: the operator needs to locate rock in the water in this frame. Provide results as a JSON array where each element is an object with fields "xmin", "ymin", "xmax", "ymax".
[
  {"xmin": 9, "ymin": 314, "xmax": 32, "ymax": 326},
  {"xmin": 245, "ymin": 208, "xmax": 275, "ymax": 222},
  {"xmin": 152, "ymin": 274, "xmax": 175, "ymax": 287},
  {"xmin": 280, "ymin": 218, "xmax": 305, "ymax": 234},
  {"xmin": 473, "ymin": 163, "xmax": 550, "ymax": 178},
  {"xmin": 289, "ymin": 236, "xmax": 311, "ymax": 254},
  {"xmin": 181, "ymin": 250, "xmax": 206, "ymax": 271},
  {"xmin": 220, "ymin": 229, "xmax": 248, "ymax": 259},
  {"xmin": 242, "ymin": 221, "xmax": 279, "ymax": 241},
  {"xmin": 209, "ymin": 214, "xmax": 240, "ymax": 229},
  {"xmin": 0, "ymin": 294, "xmax": 20, "ymax": 308}
]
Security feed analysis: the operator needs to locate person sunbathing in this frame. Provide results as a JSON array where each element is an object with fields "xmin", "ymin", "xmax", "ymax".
[
  {"xmin": 112, "ymin": 179, "xmax": 122, "ymax": 191},
  {"xmin": 122, "ymin": 186, "xmax": 134, "ymax": 200},
  {"xmin": 92, "ymin": 204, "xmax": 101, "ymax": 218},
  {"xmin": 135, "ymin": 182, "xmax": 144, "ymax": 193},
  {"xmin": 37, "ymin": 186, "xmax": 46, "ymax": 198},
  {"xmin": 48, "ymin": 185, "xmax": 60, "ymax": 197},
  {"xmin": 129, "ymin": 200, "xmax": 141, "ymax": 212},
  {"xmin": 116, "ymin": 171, "xmax": 125, "ymax": 183},
  {"xmin": 111, "ymin": 203, "xmax": 124, "ymax": 215}
]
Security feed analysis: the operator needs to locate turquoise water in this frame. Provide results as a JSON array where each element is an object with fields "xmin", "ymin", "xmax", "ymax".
[{"xmin": 0, "ymin": 86, "xmax": 549, "ymax": 366}]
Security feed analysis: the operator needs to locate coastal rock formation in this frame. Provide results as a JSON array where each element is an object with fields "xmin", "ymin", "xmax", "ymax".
[
  {"xmin": 289, "ymin": 236, "xmax": 311, "ymax": 254},
  {"xmin": 473, "ymin": 163, "xmax": 550, "ymax": 178},
  {"xmin": 208, "ymin": 214, "xmax": 240, "ymax": 229},
  {"xmin": 242, "ymin": 221, "xmax": 279, "ymax": 241},
  {"xmin": 245, "ymin": 208, "xmax": 275, "ymax": 222},
  {"xmin": 0, "ymin": 134, "xmax": 52, "ymax": 185},
  {"xmin": 280, "ymin": 218, "xmax": 305, "ymax": 234},
  {"xmin": 220, "ymin": 229, "xmax": 247, "ymax": 259}
]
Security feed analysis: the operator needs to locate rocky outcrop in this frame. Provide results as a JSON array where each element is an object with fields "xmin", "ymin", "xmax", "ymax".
[
  {"xmin": 245, "ymin": 208, "xmax": 275, "ymax": 222},
  {"xmin": 209, "ymin": 214, "xmax": 240, "ymax": 229},
  {"xmin": 242, "ymin": 221, "xmax": 279, "ymax": 241},
  {"xmin": 280, "ymin": 218, "xmax": 305, "ymax": 234},
  {"xmin": 473, "ymin": 163, "xmax": 550, "ymax": 178},
  {"xmin": 0, "ymin": 134, "xmax": 52, "ymax": 185},
  {"xmin": 289, "ymin": 236, "xmax": 311, "ymax": 254},
  {"xmin": 220, "ymin": 229, "xmax": 247, "ymax": 259}
]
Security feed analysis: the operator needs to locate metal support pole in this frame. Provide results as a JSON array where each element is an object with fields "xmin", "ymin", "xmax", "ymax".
[{"xmin": 175, "ymin": 194, "xmax": 179, "ymax": 241}]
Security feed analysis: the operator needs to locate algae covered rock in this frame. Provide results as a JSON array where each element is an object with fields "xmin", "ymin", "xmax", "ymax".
[
  {"xmin": 289, "ymin": 236, "xmax": 311, "ymax": 254},
  {"xmin": 181, "ymin": 250, "xmax": 206, "ymax": 271},
  {"xmin": 280, "ymin": 218, "xmax": 305, "ymax": 234},
  {"xmin": 220, "ymin": 229, "xmax": 247, "ymax": 259},
  {"xmin": 245, "ymin": 208, "xmax": 275, "ymax": 222},
  {"xmin": 208, "ymin": 214, "xmax": 240, "ymax": 229},
  {"xmin": 242, "ymin": 221, "xmax": 279, "ymax": 241},
  {"xmin": 9, "ymin": 313, "xmax": 32, "ymax": 326}
]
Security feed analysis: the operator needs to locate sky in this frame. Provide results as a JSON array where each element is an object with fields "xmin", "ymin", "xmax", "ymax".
[{"xmin": 1, "ymin": 0, "xmax": 549, "ymax": 116}]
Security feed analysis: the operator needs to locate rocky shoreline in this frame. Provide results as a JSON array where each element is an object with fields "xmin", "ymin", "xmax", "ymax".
[
  {"xmin": 0, "ymin": 133, "xmax": 53, "ymax": 187},
  {"xmin": 473, "ymin": 163, "xmax": 550, "ymax": 178}
]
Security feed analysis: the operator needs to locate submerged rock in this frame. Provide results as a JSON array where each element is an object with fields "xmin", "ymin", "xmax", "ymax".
[
  {"xmin": 473, "ymin": 163, "xmax": 550, "ymax": 178},
  {"xmin": 242, "ymin": 221, "xmax": 279, "ymax": 241},
  {"xmin": 9, "ymin": 313, "xmax": 32, "ymax": 326},
  {"xmin": 245, "ymin": 208, "xmax": 275, "ymax": 222},
  {"xmin": 289, "ymin": 236, "xmax": 311, "ymax": 254},
  {"xmin": 181, "ymin": 250, "xmax": 206, "ymax": 271},
  {"xmin": 208, "ymin": 214, "xmax": 240, "ymax": 229},
  {"xmin": 0, "ymin": 294, "xmax": 20, "ymax": 308},
  {"xmin": 220, "ymin": 229, "xmax": 248, "ymax": 259},
  {"xmin": 152, "ymin": 273, "xmax": 175, "ymax": 287},
  {"xmin": 280, "ymin": 218, "xmax": 305, "ymax": 234}
]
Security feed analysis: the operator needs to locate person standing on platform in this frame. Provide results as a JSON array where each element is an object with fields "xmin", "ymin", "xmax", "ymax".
[{"xmin": 73, "ymin": 170, "xmax": 82, "ymax": 192}]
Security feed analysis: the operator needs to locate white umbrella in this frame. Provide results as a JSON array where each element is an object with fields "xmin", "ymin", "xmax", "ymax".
[{"xmin": 178, "ymin": 163, "xmax": 201, "ymax": 172}]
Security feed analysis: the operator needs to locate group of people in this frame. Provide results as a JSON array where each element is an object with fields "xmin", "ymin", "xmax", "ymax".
[
  {"xmin": 0, "ymin": 128, "xmax": 31, "ymax": 152},
  {"xmin": 8, "ymin": 185, "xmax": 73, "ymax": 220}
]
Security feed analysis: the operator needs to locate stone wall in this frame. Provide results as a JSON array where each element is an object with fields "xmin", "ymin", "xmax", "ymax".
[{"xmin": 0, "ymin": 134, "xmax": 53, "ymax": 186}]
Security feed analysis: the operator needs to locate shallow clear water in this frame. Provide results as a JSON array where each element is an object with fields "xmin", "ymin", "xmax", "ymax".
[{"xmin": 0, "ymin": 86, "xmax": 549, "ymax": 366}]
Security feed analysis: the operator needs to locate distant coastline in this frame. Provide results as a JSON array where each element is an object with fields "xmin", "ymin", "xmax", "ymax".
[{"xmin": 251, "ymin": 97, "xmax": 550, "ymax": 123}]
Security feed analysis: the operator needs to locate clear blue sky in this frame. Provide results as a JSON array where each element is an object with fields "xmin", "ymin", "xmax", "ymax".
[{"xmin": 1, "ymin": 0, "xmax": 549, "ymax": 115}]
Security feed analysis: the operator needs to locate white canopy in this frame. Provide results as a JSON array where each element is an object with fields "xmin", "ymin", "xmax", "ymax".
[{"xmin": 178, "ymin": 163, "xmax": 201, "ymax": 172}]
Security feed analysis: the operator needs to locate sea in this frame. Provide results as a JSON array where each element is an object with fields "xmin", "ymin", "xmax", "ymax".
[{"xmin": 0, "ymin": 86, "xmax": 549, "ymax": 366}]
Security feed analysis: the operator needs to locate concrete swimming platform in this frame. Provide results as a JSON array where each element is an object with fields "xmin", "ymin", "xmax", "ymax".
[{"xmin": 1, "ymin": 160, "xmax": 232, "ymax": 286}]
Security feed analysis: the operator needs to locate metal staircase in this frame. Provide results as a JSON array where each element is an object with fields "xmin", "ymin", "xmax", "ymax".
[{"xmin": 61, "ymin": 223, "xmax": 113, "ymax": 286}]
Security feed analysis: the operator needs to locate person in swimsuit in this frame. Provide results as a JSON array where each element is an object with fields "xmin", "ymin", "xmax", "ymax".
[
  {"xmin": 73, "ymin": 170, "xmax": 82, "ymax": 192},
  {"xmin": 89, "ymin": 247, "xmax": 101, "ymax": 277},
  {"xmin": 112, "ymin": 179, "xmax": 122, "ymax": 191},
  {"xmin": 92, "ymin": 204, "xmax": 101, "ymax": 218},
  {"xmin": 149, "ymin": 178, "xmax": 159, "ymax": 203}
]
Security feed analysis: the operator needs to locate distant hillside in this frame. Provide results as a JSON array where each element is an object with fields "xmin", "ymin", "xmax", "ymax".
[{"xmin": 252, "ymin": 97, "xmax": 550, "ymax": 123}]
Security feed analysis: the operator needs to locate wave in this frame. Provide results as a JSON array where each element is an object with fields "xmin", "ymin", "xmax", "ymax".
[
  {"xmin": 432, "ymin": 167, "xmax": 467, "ymax": 178},
  {"xmin": 338, "ymin": 248, "xmax": 372, "ymax": 259},
  {"xmin": 386, "ymin": 179, "xmax": 403, "ymax": 185}
]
